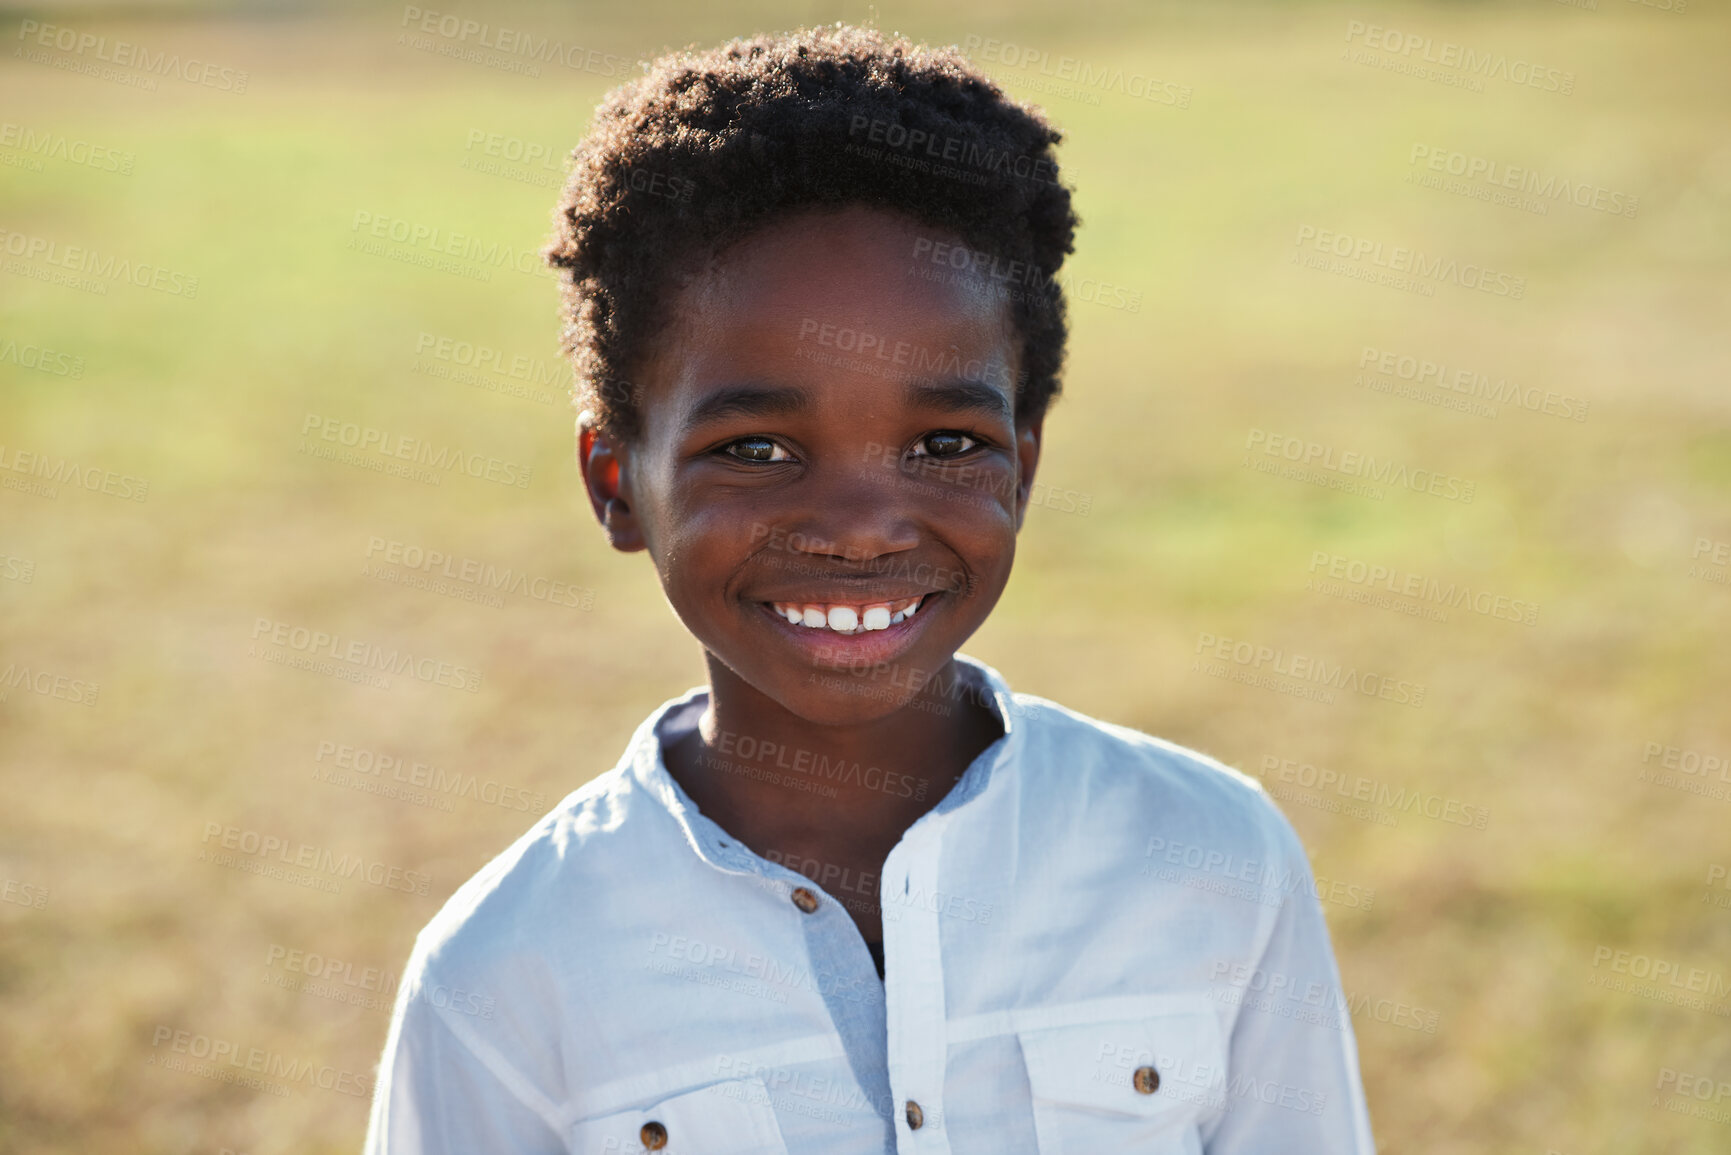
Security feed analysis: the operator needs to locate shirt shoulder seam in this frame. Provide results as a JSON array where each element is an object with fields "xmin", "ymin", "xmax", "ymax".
[{"xmin": 1012, "ymin": 692, "xmax": 1279, "ymax": 804}]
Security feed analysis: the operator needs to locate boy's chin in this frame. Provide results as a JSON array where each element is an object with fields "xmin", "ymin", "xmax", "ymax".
[
  {"xmin": 776, "ymin": 680, "xmax": 943, "ymax": 728},
  {"xmin": 714, "ymin": 652, "xmax": 956, "ymax": 728}
]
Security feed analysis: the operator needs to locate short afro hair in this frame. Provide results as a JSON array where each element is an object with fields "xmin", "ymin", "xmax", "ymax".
[{"xmin": 543, "ymin": 23, "xmax": 1079, "ymax": 443}]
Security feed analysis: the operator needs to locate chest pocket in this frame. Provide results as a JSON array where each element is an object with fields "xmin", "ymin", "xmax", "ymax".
[
  {"xmin": 567, "ymin": 1077, "xmax": 790, "ymax": 1155},
  {"xmin": 1017, "ymin": 1007, "xmax": 1225, "ymax": 1155}
]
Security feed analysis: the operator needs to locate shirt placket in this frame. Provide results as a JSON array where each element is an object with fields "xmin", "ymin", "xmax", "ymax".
[
  {"xmin": 644, "ymin": 725, "xmax": 900, "ymax": 1142},
  {"xmin": 881, "ymin": 812, "xmax": 953, "ymax": 1155}
]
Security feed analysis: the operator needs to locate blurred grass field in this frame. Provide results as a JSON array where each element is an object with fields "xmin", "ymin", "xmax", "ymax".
[{"xmin": 2, "ymin": 1, "xmax": 1729, "ymax": 1151}]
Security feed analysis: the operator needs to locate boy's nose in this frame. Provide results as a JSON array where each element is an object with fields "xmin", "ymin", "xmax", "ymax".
[{"xmin": 779, "ymin": 461, "xmax": 921, "ymax": 565}]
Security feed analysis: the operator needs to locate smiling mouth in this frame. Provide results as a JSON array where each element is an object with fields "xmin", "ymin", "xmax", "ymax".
[{"xmin": 763, "ymin": 593, "xmax": 932, "ymax": 635}]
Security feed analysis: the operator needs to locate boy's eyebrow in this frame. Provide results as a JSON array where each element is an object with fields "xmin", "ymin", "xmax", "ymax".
[
  {"xmin": 906, "ymin": 379, "xmax": 1012, "ymax": 420},
  {"xmin": 680, "ymin": 385, "xmax": 809, "ymax": 435}
]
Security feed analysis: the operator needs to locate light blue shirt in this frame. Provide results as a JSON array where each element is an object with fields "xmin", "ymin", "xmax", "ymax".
[{"xmin": 365, "ymin": 654, "xmax": 1376, "ymax": 1153}]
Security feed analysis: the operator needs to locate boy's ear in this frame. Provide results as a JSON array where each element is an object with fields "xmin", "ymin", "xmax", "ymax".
[
  {"xmin": 1013, "ymin": 417, "xmax": 1044, "ymax": 532},
  {"xmin": 577, "ymin": 415, "xmax": 646, "ymax": 553}
]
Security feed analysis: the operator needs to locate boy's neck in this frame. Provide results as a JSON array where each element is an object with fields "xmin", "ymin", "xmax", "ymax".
[{"xmin": 661, "ymin": 653, "xmax": 1005, "ymax": 873}]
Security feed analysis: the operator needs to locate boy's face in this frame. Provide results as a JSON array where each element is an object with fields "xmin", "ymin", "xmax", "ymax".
[{"xmin": 583, "ymin": 205, "xmax": 1041, "ymax": 726}]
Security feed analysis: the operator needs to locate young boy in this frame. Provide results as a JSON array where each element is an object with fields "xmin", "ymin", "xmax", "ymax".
[{"xmin": 366, "ymin": 25, "xmax": 1374, "ymax": 1155}]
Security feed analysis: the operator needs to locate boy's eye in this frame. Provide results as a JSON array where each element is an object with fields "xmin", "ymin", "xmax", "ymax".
[
  {"xmin": 910, "ymin": 431, "xmax": 980, "ymax": 459},
  {"xmin": 722, "ymin": 436, "xmax": 793, "ymax": 463}
]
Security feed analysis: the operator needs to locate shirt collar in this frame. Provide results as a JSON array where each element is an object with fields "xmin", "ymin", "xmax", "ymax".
[{"xmin": 626, "ymin": 653, "xmax": 1020, "ymax": 875}]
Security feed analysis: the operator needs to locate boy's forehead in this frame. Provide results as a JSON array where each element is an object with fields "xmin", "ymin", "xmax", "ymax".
[
  {"xmin": 642, "ymin": 207, "xmax": 1019, "ymax": 427},
  {"xmin": 701, "ymin": 208, "xmax": 1004, "ymax": 322}
]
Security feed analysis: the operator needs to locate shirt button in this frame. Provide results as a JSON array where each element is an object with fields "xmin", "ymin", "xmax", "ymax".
[
  {"xmin": 1133, "ymin": 1065, "xmax": 1160, "ymax": 1094},
  {"xmin": 905, "ymin": 1100, "xmax": 924, "ymax": 1130},
  {"xmin": 791, "ymin": 886, "xmax": 819, "ymax": 913},
  {"xmin": 640, "ymin": 1120, "xmax": 668, "ymax": 1149}
]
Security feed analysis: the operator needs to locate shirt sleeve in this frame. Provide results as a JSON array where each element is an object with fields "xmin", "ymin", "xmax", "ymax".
[
  {"xmin": 364, "ymin": 975, "xmax": 568, "ymax": 1155},
  {"xmin": 1200, "ymin": 814, "xmax": 1377, "ymax": 1154}
]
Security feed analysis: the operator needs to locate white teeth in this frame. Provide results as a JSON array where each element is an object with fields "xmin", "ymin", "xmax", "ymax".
[{"xmin": 771, "ymin": 597, "xmax": 929, "ymax": 634}]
